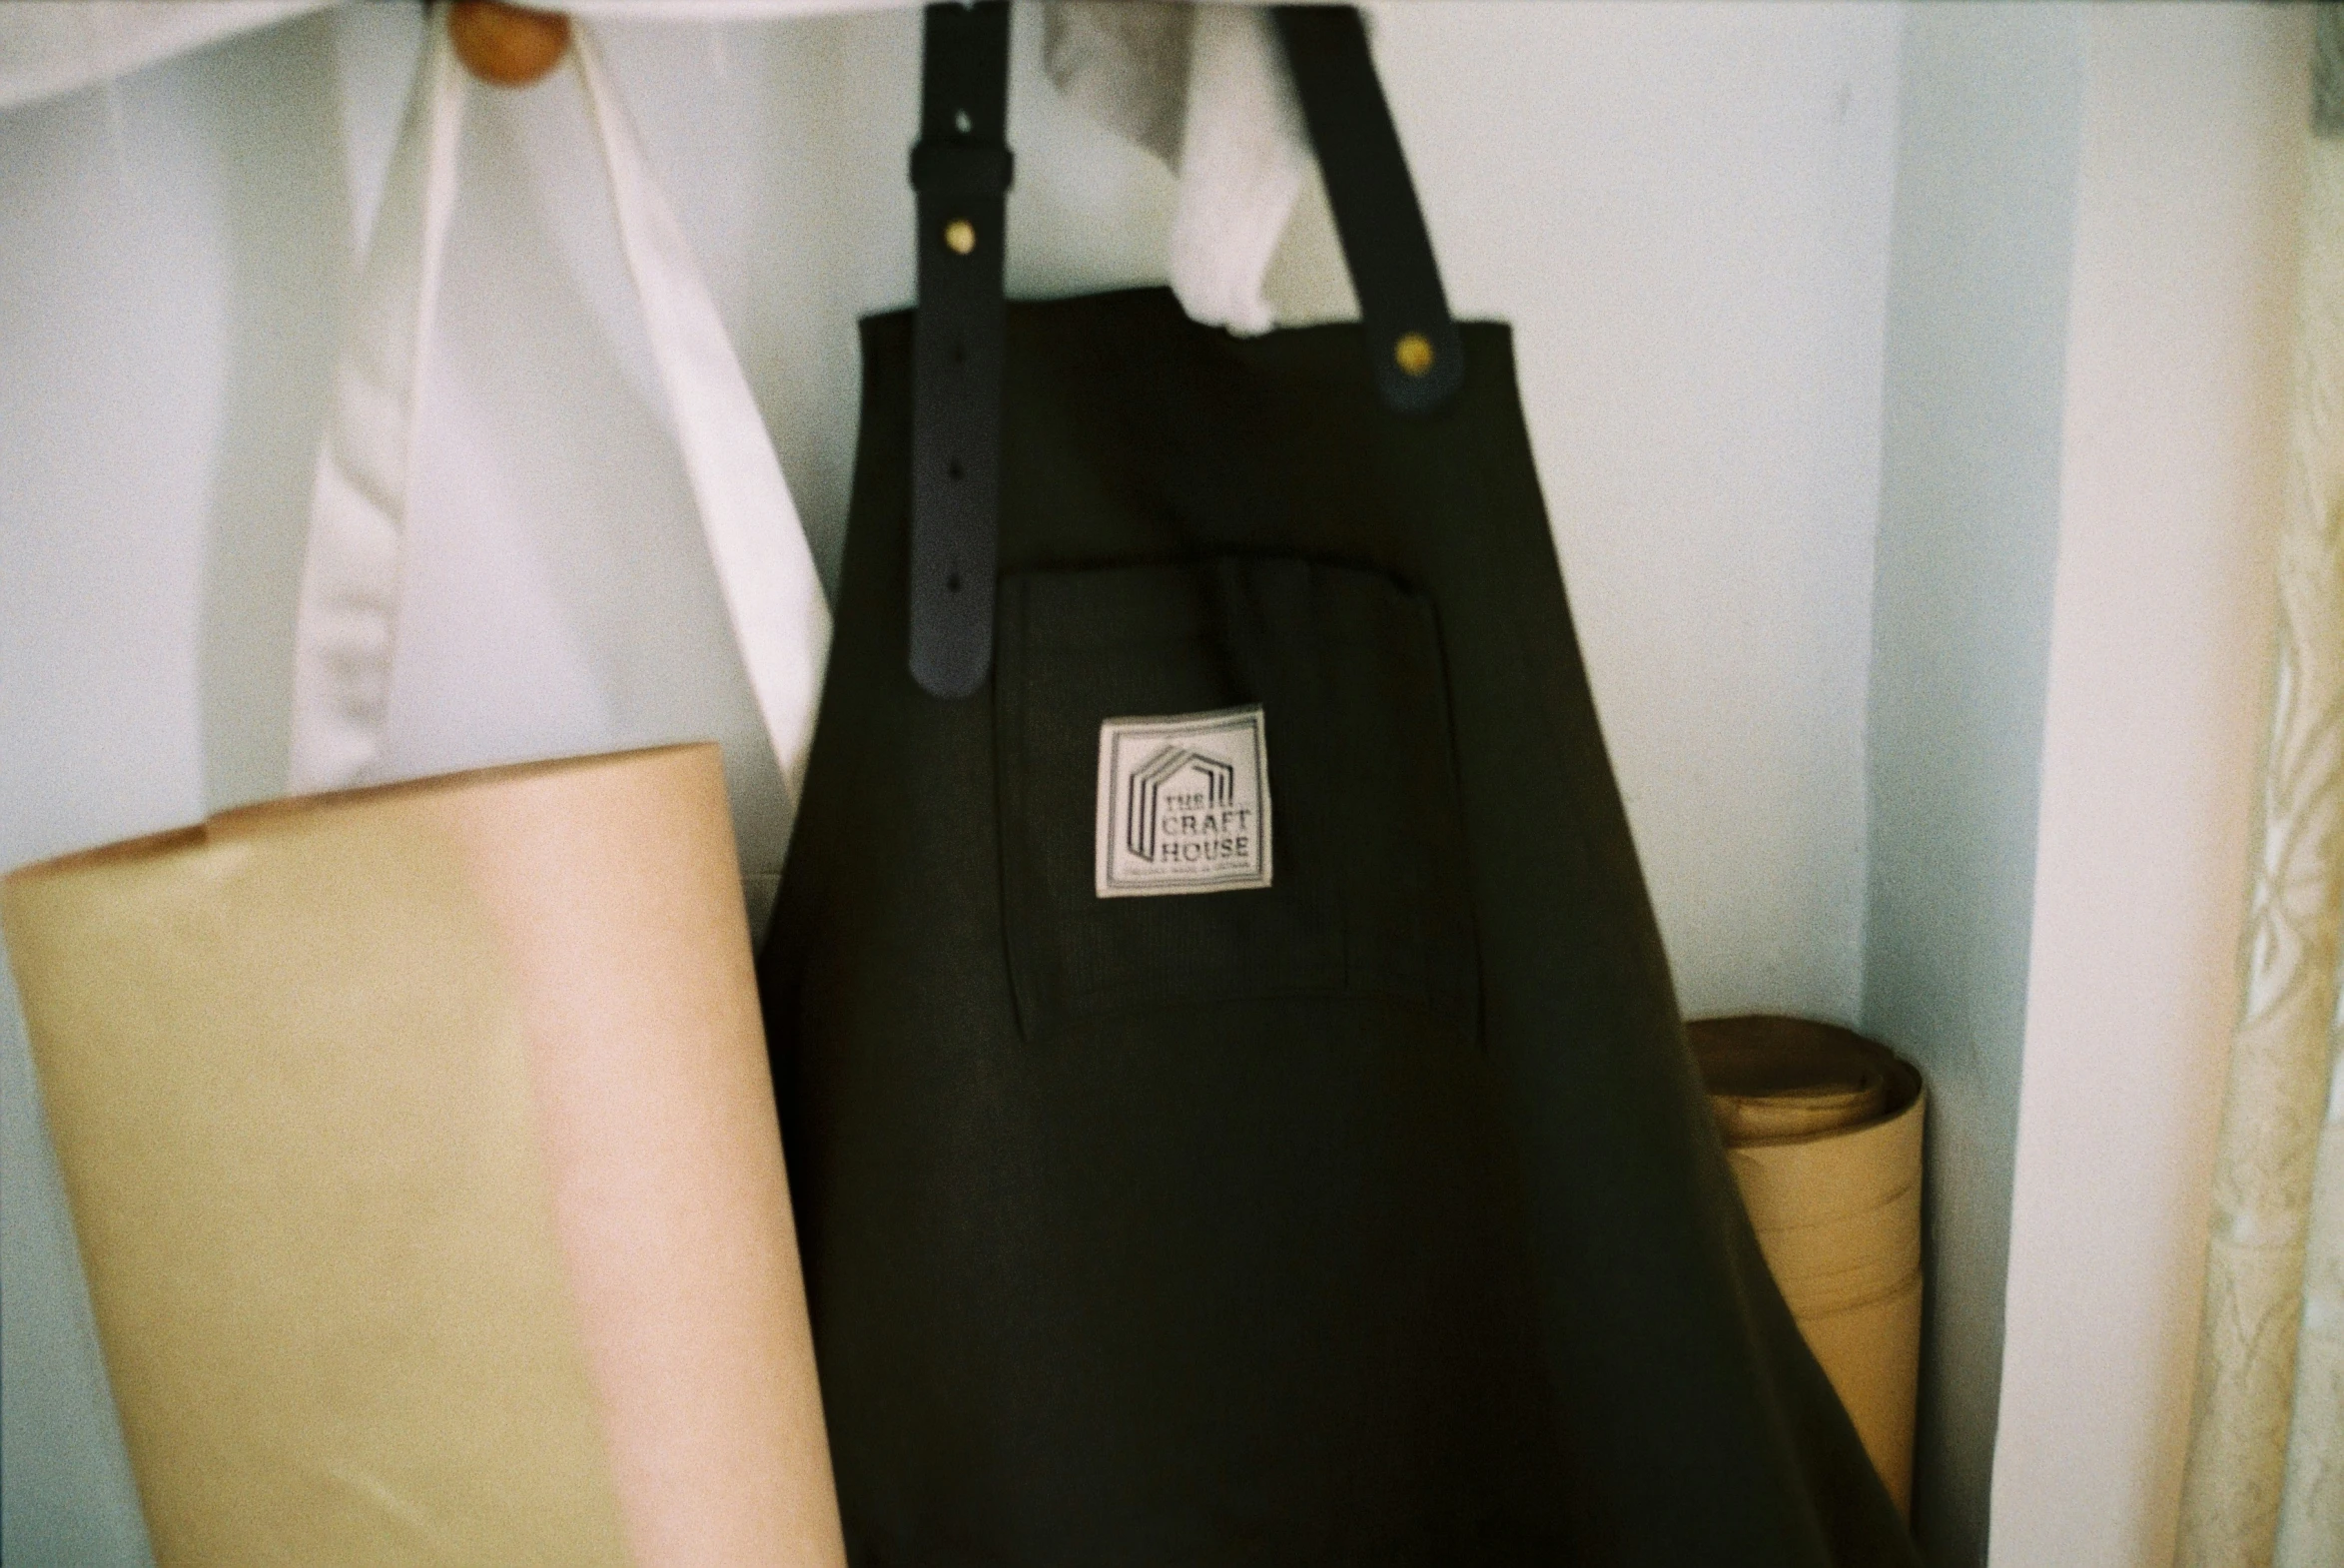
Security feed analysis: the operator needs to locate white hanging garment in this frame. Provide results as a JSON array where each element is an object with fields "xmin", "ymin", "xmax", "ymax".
[
  {"xmin": 287, "ymin": 12, "xmax": 831, "ymax": 929},
  {"xmin": 0, "ymin": 0, "xmax": 333, "ymax": 108},
  {"xmin": 0, "ymin": 0, "xmax": 1315, "ymax": 337},
  {"xmin": 1041, "ymin": 0, "xmax": 1308, "ymax": 335}
]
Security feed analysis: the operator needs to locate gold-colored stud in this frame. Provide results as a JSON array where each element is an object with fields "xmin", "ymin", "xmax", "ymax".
[
  {"xmin": 1394, "ymin": 332, "xmax": 1436, "ymax": 378},
  {"xmin": 944, "ymin": 219, "xmax": 978, "ymax": 256}
]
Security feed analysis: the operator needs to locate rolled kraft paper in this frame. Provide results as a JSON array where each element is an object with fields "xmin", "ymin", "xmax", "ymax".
[
  {"xmin": 1800, "ymin": 1272, "xmax": 1925, "ymax": 1531},
  {"xmin": 1688, "ymin": 1015, "xmax": 1926, "ymax": 1519},
  {"xmin": 1697, "ymin": 1012, "xmax": 1908, "ymax": 1144},
  {"xmin": 1727, "ymin": 1107, "xmax": 1924, "ymax": 1320},
  {"xmin": 1, "ymin": 745, "xmax": 846, "ymax": 1568}
]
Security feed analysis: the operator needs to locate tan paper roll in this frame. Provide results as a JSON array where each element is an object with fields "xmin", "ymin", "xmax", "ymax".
[
  {"xmin": 1689, "ymin": 1015, "xmax": 1926, "ymax": 1518},
  {"xmin": 3, "ymin": 745, "xmax": 846, "ymax": 1568}
]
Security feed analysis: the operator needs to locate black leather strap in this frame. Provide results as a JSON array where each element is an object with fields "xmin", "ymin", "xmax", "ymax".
[
  {"xmin": 905, "ymin": 3, "xmax": 1457, "ymax": 694},
  {"xmin": 1273, "ymin": 7, "xmax": 1463, "ymax": 414},
  {"xmin": 908, "ymin": 0, "xmax": 1013, "ymax": 699}
]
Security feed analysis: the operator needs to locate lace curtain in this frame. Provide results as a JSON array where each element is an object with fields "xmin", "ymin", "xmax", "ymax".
[{"xmin": 2173, "ymin": 12, "xmax": 2344, "ymax": 1565}]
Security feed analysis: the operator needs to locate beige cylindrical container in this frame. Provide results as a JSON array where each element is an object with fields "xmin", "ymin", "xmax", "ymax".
[
  {"xmin": 1689, "ymin": 1015, "xmax": 1927, "ymax": 1519},
  {"xmin": 3, "ymin": 745, "xmax": 845, "ymax": 1568}
]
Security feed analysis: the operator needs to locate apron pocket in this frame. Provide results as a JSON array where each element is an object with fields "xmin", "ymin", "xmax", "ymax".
[{"xmin": 996, "ymin": 555, "xmax": 1479, "ymax": 1043}]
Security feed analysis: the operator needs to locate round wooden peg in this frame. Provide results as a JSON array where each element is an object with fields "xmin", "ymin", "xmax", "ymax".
[{"xmin": 448, "ymin": 0, "xmax": 572, "ymax": 88}]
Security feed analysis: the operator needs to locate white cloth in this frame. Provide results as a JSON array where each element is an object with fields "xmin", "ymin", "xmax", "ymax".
[
  {"xmin": 0, "ymin": 0, "xmax": 1314, "ymax": 335},
  {"xmin": 0, "ymin": 0, "xmax": 334, "ymax": 109},
  {"xmin": 286, "ymin": 11, "xmax": 467, "ymax": 792},
  {"xmin": 20, "ymin": 0, "xmax": 1322, "ymax": 912},
  {"xmin": 0, "ymin": 0, "xmax": 887, "ymax": 108},
  {"xmin": 289, "ymin": 14, "xmax": 831, "ymax": 910},
  {"xmin": 1043, "ymin": 2, "xmax": 1307, "ymax": 335}
]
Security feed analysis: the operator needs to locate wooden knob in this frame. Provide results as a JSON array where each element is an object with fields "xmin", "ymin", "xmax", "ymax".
[{"xmin": 448, "ymin": 0, "xmax": 571, "ymax": 88}]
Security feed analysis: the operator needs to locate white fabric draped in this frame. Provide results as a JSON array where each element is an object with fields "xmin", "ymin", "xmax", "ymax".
[
  {"xmin": 0, "ymin": 2, "xmax": 1310, "ymax": 339},
  {"xmin": 3, "ymin": 0, "xmax": 1316, "ymax": 932},
  {"xmin": 0, "ymin": 1, "xmax": 334, "ymax": 109},
  {"xmin": 288, "ymin": 11, "xmax": 833, "ymax": 878},
  {"xmin": 0, "ymin": 2, "xmax": 909, "ymax": 111}
]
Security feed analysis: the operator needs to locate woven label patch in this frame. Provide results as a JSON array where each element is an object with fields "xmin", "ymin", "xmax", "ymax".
[{"xmin": 1095, "ymin": 706, "xmax": 1272, "ymax": 898}]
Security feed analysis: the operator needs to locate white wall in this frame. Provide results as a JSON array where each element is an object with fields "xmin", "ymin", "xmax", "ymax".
[
  {"xmin": 1865, "ymin": 9, "xmax": 2311, "ymax": 1567},
  {"xmin": 0, "ymin": 6, "xmax": 1907, "ymax": 1561},
  {"xmin": 1862, "ymin": 10, "xmax": 2087, "ymax": 1563},
  {"xmin": 1989, "ymin": 11, "xmax": 2306, "ymax": 1567},
  {"xmin": 1371, "ymin": 2, "xmax": 1901, "ymax": 1025}
]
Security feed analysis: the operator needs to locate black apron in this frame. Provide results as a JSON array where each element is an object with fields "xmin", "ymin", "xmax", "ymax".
[{"xmin": 760, "ymin": 11, "xmax": 1918, "ymax": 1565}]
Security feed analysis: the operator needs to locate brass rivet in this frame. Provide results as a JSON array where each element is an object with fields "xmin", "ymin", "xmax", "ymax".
[
  {"xmin": 944, "ymin": 219, "xmax": 978, "ymax": 256},
  {"xmin": 1394, "ymin": 332, "xmax": 1435, "ymax": 378}
]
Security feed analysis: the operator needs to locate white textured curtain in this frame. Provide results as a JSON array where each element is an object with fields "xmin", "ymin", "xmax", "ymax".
[{"xmin": 2174, "ymin": 12, "xmax": 2344, "ymax": 1567}]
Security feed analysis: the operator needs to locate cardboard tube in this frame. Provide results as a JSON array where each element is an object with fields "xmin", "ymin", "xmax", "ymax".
[
  {"xmin": 3, "ymin": 745, "xmax": 845, "ymax": 1568},
  {"xmin": 1689, "ymin": 1016, "xmax": 1926, "ymax": 1519}
]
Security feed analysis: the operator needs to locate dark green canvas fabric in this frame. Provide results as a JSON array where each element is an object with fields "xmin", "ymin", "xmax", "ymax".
[{"xmin": 760, "ymin": 287, "xmax": 1918, "ymax": 1567}]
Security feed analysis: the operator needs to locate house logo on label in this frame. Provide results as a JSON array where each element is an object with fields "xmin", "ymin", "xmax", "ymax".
[
  {"xmin": 1096, "ymin": 706, "xmax": 1271, "ymax": 898},
  {"xmin": 1125, "ymin": 746, "xmax": 1237, "ymax": 862}
]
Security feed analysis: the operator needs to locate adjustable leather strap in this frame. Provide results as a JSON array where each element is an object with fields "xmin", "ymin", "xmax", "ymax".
[
  {"xmin": 908, "ymin": 0, "xmax": 1013, "ymax": 699},
  {"xmin": 1272, "ymin": 7, "xmax": 1463, "ymax": 415},
  {"xmin": 905, "ymin": 3, "xmax": 1456, "ymax": 694}
]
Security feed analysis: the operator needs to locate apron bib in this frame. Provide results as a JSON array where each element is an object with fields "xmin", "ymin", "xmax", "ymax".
[{"xmin": 762, "ymin": 10, "xmax": 1917, "ymax": 1565}]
